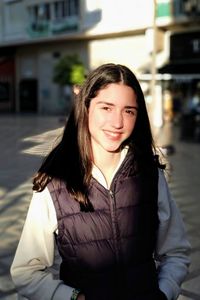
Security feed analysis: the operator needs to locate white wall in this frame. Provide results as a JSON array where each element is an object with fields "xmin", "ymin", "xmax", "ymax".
[
  {"xmin": 83, "ymin": 0, "xmax": 154, "ymax": 34},
  {"xmin": 89, "ymin": 34, "xmax": 151, "ymax": 72},
  {"xmin": 3, "ymin": 0, "xmax": 27, "ymax": 40}
]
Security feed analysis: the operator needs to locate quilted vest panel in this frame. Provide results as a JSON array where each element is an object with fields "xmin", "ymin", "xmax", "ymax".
[{"xmin": 48, "ymin": 153, "xmax": 161, "ymax": 300}]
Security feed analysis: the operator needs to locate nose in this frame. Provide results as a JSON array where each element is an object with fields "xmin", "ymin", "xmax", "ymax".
[{"xmin": 111, "ymin": 111, "xmax": 123, "ymax": 129}]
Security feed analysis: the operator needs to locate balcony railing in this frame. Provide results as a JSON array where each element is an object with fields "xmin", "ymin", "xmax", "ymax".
[
  {"xmin": 27, "ymin": 16, "xmax": 78, "ymax": 38},
  {"xmin": 27, "ymin": 20, "xmax": 49, "ymax": 38},
  {"xmin": 50, "ymin": 16, "xmax": 78, "ymax": 34},
  {"xmin": 156, "ymin": 0, "xmax": 200, "ymax": 24}
]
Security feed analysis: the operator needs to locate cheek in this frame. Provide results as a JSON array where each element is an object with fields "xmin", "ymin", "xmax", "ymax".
[
  {"xmin": 126, "ymin": 118, "xmax": 137, "ymax": 133},
  {"xmin": 88, "ymin": 111, "xmax": 101, "ymax": 134},
  {"xmin": 88, "ymin": 115, "xmax": 93, "ymax": 134},
  {"xmin": 89, "ymin": 111, "xmax": 106, "ymax": 130}
]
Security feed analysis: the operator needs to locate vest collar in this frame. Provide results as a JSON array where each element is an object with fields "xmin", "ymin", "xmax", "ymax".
[{"xmin": 92, "ymin": 147, "xmax": 129, "ymax": 189}]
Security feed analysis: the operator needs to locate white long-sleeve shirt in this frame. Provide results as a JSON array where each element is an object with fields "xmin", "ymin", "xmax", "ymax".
[{"xmin": 10, "ymin": 161, "xmax": 191, "ymax": 300}]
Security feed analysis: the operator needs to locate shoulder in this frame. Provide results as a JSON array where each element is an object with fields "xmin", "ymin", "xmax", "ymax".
[
  {"xmin": 30, "ymin": 186, "xmax": 58, "ymax": 230},
  {"xmin": 157, "ymin": 168, "xmax": 175, "ymax": 221},
  {"xmin": 158, "ymin": 168, "xmax": 167, "ymax": 182},
  {"xmin": 158, "ymin": 168, "xmax": 170, "ymax": 196},
  {"xmin": 46, "ymin": 179, "xmax": 69, "ymax": 210},
  {"xmin": 31, "ymin": 186, "xmax": 53, "ymax": 210}
]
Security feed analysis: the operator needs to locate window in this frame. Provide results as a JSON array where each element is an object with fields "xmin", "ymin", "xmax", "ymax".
[
  {"xmin": 38, "ymin": 3, "xmax": 50, "ymax": 20},
  {"xmin": 67, "ymin": 0, "xmax": 79, "ymax": 16},
  {"xmin": 183, "ymin": 0, "xmax": 200, "ymax": 15},
  {"xmin": 54, "ymin": 1, "xmax": 65, "ymax": 19},
  {"xmin": 53, "ymin": 0, "xmax": 79, "ymax": 20},
  {"xmin": 29, "ymin": 3, "xmax": 50, "ymax": 23},
  {"xmin": 28, "ymin": 0, "xmax": 79, "ymax": 34},
  {"xmin": 29, "ymin": 1, "xmax": 79, "ymax": 22}
]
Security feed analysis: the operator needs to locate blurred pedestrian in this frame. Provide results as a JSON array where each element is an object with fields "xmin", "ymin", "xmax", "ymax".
[
  {"xmin": 11, "ymin": 63, "xmax": 190, "ymax": 300},
  {"xmin": 73, "ymin": 84, "xmax": 81, "ymax": 96}
]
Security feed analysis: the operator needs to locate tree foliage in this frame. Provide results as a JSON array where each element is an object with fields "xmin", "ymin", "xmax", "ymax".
[{"xmin": 53, "ymin": 54, "xmax": 85, "ymax": 86}]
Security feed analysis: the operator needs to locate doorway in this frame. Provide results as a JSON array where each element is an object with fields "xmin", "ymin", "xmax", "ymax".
[{"xmin": 19, "ymin": 79, "xmax": 38, "ymax": 112}]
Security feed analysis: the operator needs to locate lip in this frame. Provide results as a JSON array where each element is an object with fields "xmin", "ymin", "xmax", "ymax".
[{"xmin": 103, "ymin": 130, "xmax": 123, "ymax": 140}]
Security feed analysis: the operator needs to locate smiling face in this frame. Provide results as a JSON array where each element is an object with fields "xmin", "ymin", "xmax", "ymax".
[{"xmin": 88, "ymin": 83, "xmax": 138, "ymax": 159}]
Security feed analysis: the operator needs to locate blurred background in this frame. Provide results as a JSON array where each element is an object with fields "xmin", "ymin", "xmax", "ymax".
[{"xmin": 0, "ymin": 0, "xmax": 200, "ymax": 299}]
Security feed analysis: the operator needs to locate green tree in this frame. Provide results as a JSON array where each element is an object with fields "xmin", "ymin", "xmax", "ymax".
[{"xmin": 53, "ymin": 54, "xmax": 85, "ymax": 86}]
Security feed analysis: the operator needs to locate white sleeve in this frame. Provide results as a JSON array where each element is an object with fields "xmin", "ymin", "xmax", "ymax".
[
  {"xmin": 10, "ymin": 187, "xmax": 74, "ymax": 300},
  {"xmin": 156, "ymin": 169, "xmax": 191, "ymax": 300}
]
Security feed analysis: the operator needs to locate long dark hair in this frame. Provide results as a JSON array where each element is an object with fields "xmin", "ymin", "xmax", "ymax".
[{"xmin": 33, "ymin": 63, "xmax": 164, "ymax": 209}]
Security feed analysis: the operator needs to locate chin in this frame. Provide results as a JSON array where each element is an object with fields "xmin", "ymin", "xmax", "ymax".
[{"xmin": 105, "ymin": 146, "xmax": 121, "ymax": 153}]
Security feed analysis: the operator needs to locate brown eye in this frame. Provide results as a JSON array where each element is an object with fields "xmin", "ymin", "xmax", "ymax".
[
  {"xmin": 125, "ymin": 109, "xmax": 135, "ymax": 116},
  {"xmin": 102, "ymin": 106, "xmax": 111, "ymax": 111}
]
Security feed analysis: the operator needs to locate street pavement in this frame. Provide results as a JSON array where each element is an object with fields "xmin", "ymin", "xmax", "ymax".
[
  {"xmin": 0, "ymin": 115, "xmax": 200, "ymax": 300},
  {"xmin": 154, "ymin": 123, "xmax": 200, "ymax": 300}
]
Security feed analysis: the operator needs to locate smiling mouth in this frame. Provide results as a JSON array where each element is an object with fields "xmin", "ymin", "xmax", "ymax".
[{"xmin": 104, "ymin": 130, "xmax": 122, "ymax": 139}]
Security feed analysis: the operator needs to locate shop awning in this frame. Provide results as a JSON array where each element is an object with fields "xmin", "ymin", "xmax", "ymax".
[{"xmin": 158, "ymin": 61, "xmax": 200, "ymax": 74}]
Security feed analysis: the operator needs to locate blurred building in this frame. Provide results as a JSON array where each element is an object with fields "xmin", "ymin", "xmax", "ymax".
[
  {"xmin": 0, "ymin": 0, "xmax": 200, "ymax": 115},
  {"xmin": 155, "ymin": 0, "xmax": 200, "ymax": 124}
]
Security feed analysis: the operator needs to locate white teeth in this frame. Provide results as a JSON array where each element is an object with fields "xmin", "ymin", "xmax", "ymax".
[
  {"xmin": 105, "ymin": 131, "xmax": 120, "ymax": 137},
  {"xmin": 109, "ymin": 132, "xmax": 118, "ymax": 137}
]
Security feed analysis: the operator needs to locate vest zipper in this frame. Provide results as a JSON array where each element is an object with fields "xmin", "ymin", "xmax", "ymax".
[{"xmin": 109, "ymin": 190, "xmax": 120, "ymax": 262}]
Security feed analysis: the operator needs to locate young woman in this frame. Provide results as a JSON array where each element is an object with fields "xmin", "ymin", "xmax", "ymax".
[{"xmin": 11, "ymin": 63, "xmax": 190, "ymax": 300}]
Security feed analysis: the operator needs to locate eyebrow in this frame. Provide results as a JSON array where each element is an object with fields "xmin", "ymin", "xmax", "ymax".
[{"xmin": 96, "ymin": 101, "xmax": 138, "ymax": 110}]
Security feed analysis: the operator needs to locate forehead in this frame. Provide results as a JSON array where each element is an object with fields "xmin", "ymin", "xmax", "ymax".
[{"xmin": 93, "ymin": 83, "xmax": 137, "ymax": 105}]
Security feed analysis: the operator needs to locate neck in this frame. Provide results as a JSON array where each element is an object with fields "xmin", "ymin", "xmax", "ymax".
[
  {"xmin": 94, "ymin": 151, "xmax": 120, "ymax": 170},
  {"xmin": 92, "ymin": 150, "xmax": 121, "ymax": 188}
]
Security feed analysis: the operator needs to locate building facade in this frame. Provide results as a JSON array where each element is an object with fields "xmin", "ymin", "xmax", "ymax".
[
  {"xmin": 0, "ymin": 0, "xmax": 200, "ymax": 116},
  {"xmin": 156, "ymin": 0, "xmax": 200, "ymax": 120}
]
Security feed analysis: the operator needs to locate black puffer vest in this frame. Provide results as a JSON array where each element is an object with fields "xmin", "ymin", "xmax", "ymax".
[{"xmin": 48, "ymin": 152, "xmax": 164, "ymax": 300}]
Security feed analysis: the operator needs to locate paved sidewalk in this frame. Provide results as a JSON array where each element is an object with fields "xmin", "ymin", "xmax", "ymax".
[
  {"xmin": 0, "ymin": 115, "xmax": 199, "ymax": 299},
  {"xmin": 154, "ymin": 122, "xmax": 200, "ymax": 300},
  {"xmin": 0, "ymin": 115, "xmax": 64, "ymax": 300}
]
